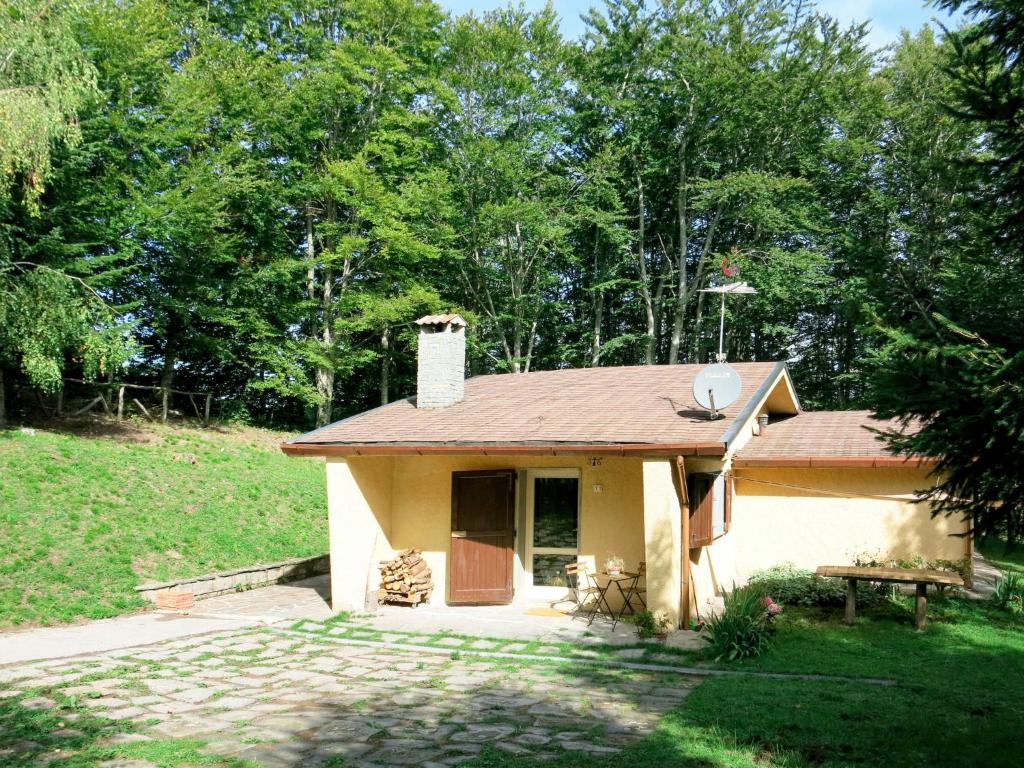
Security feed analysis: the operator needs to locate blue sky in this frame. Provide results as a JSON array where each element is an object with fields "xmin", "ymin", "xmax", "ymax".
[{"xmin": 439, "ymin": 1, "xmax": 964, "ymax": 50}]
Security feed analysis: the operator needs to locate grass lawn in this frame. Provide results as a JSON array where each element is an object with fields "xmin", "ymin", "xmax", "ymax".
[
  {"xmin": 469, "ymin": 596, "xmax": 1024, "ymax": 767},
  {"xmin": 0, "ymin": 420, "xmax": 325, "ymax": 628},
  {"xmin": 978, "ymin": 537, "xmax": 1024, "ymax": 576}
]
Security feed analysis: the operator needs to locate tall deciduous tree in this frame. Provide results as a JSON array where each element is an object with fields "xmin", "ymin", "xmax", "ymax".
[
  {"xmin": 0, "ymin": 0, "xmax": 132, "ymax": 424},
  {"xmin": 439, "ymin": 5, "xmax": 580, "ymax": 374}
]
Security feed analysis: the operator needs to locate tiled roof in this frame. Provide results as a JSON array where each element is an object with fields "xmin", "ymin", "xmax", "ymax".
[
  {"xmin": 415, "ymin": 314, "xmax": 465, "ymax": 326},
  {"xmin": 287, "ymin": 362, "xmax": 784, "ymax": 452},
  {"xmin": 733, "ymin": 410, "xmax": 925, "ymax": 466}
]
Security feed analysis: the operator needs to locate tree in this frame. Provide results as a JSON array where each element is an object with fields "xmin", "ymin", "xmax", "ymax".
[
  {"xmin": 0, "ymin": 0, "xmax": 96, "ymax": 206},
  {"xmin": 0, "ymin": 0, "xmax": 132, "ymax": 424},
  {"xmin": 575, "ymin": 0, "xmax": 876, "ymax": 373},
  {"xmin": 870, "ymin": 2, "xmax": 1024, "ymax": 549},
  {"xmin": 439, "ymin": 5, "xmax": 580, "ymax": 374}
]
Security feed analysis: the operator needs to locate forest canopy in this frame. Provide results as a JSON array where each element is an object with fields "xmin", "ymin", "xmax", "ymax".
[{"xmin": 0, "ymin": 1, "xmax": 1015, "ymax": 440}]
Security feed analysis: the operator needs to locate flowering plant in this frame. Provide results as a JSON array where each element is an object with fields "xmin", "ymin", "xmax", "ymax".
[
  {"xmin": 604, "ymin": 554, "xmax": 625, "ymax": 574},
  {"xmin": 652, "ymin": 609, "xmax": 674, "ymax": 633},
  {"xmin": 760, "ymin": 595, "xmax": 783, "ymax": 620},
  {"xmin": 704, "ymin": 586, "xmax": 785, "ymax": 661}
]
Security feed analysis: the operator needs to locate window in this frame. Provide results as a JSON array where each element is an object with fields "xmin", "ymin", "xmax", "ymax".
[
  {"xmin": 529, "ymin": 474, "xmax": 580, "ymax": 588},
  {"xmin": 688, "ymin": 472, "xmax": 731, "ymax": 548}
]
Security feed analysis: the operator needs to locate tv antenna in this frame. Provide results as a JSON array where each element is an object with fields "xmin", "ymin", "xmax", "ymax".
[
  {"xmin": 699, "ymin": 281, "xmax": 757, "ymax": 363},
  {"xmin": 692, "ymin": 277, "xmax": 756, "ymax": 419}
]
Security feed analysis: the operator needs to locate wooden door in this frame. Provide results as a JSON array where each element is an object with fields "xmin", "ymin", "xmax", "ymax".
[{"xmin": 449, "ymin": 470, "xmax": 516, "ymax": 604}]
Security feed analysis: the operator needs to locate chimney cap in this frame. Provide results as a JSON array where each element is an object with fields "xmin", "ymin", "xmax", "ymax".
[{"xmin": 415, "ymin": 314, "xmax": 466, "ymax": 328}]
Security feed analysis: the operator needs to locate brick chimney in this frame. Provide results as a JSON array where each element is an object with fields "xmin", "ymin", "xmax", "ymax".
[{"xmin": 415, "ymin": 315, "xmax": 466, "ymax": 409}]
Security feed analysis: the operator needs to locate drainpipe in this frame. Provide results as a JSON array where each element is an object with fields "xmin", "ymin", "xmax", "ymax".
[{"xmin": 676, "ymin": 456, "xmax": 691, "ymax": 630}]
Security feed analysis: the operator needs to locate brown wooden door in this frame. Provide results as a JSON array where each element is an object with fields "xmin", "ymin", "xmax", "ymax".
[{"xmin": 449, "ymin": 470, "xmax": 516, "ymax": 604}]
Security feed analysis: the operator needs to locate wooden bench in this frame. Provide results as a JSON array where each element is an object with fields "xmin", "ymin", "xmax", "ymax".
[{"xmin": 815, "ymin": 566, "xmax": 965, "ymax": 630}]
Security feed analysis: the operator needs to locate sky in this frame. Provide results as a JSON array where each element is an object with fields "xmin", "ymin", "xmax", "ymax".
[{"xmin": 439, "ymin": 1, "xmax": 965, "ymax": 51}]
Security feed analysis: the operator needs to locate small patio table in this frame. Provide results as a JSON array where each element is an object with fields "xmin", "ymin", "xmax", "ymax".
[
  {"xmin": 596, "ymin": 571, "xmax": 641, "ymax": 630},
  {"xmin": 815, "ymin": 565, "xmax": 964, "ymax": 630}
]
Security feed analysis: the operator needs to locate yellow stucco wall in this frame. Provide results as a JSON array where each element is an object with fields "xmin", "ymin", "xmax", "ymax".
[
  {"xmin": 325, "ymin": 456, "xmax": 395, "ymax": 610},
  {"xmin": 729, "ymin": 467, "xmax": 970, "ymax": 582},
  {"xmin": 641, "ymin": 459, "xmax": 682, "ymax": 626},
  {"xmin": 340, "ymin": 454, "xmax": 647, "ymax": 608},
  {"xmin": 322, "ymin": 452, "xmax": 968, "ymax": 619}
]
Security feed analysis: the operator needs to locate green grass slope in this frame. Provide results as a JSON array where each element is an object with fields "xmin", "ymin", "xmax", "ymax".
[{"xmin": 0, "ymin": 421, "xmax": 325, "ymax": 628}]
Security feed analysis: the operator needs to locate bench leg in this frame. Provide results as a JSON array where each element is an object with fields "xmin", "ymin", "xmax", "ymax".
[
  {"xmin": 915, "ymin": 583, "xmax": 927, "ymax": 630},
  {"xmin": 845, "ymin": 578, "xmax": 857, "ymax": 625}
]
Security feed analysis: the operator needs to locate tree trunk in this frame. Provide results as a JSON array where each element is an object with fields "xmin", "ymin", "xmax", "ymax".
[
  {"xmin": 511, "ymin": 329, "xmax": 522, "ymax": 374},
  {"xmin": 315, "ymin": 270, "xmax": 334, "ymax": 427},
  {"xmin": 160, "ymin": 330, "xmax": 177, "ymax": 413},
  {"xmin": 669, "ymin": 139, "xmax": 689, "ymax": 364},
  {"xmin": 380, "ymin": 326, "xmax": 390, "ymax": 406},
  {"xmin": 1007, "ymin": 509, "xmax": 1019, "ymax": 554},
  {"xmin": 635, "ymin": 171, "xmax": 656, "ymax": 364},
  {"xmin": 591, "ymin": 289, "xmax": 604, "ymax": 367},
  {"xmin": 306, "ymin": 204, "xmax": 336, "ymax": 427},
  {"xmin": 687, "ymin": 204, "xmax": 725, "ymax": 363}
]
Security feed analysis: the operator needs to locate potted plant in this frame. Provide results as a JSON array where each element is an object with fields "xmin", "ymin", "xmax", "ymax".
[
  {"xmin": 605, "ymin": 554, "xmax": 625, "ymax": 577},
  {"xmin": 652, "ymin": 610, "xmax": 673, "ymax": 641}
]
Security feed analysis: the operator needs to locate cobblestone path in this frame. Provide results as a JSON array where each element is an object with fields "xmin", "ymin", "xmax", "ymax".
[{"xmin": 0, "ymin": 626, "xmax": 699, "ymax": 767}]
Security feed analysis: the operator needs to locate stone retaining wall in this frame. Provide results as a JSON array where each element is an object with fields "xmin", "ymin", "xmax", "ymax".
[{"xmin": 136, "ymin": 554, "xmax": 329, "ymax": 603}]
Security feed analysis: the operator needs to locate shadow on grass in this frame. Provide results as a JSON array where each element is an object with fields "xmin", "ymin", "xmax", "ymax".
[
  {"xmin": 0, "ymin": 688, "xmax": 250, "ymax": 768},
  {"xmin": 459, "ymin": 597, "xmax": 1024, "ymax": 768}
]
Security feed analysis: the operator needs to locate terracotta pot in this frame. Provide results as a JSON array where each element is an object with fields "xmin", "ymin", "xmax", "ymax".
[{"xmin": 155, "ymin": 589, "xmax": 195, "ymax": 611}]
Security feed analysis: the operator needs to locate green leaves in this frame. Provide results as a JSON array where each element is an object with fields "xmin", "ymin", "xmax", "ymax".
[
  {"xmin": 1, "ymin": 0, "xmax": 1017, "ymax": 445},
  {"xmin": 0, "ymin": 262, "xmax": 135, "ymax": 391},
  {"xmin": 0, "ymin": 0, "xmax": 98, "ymax": 209}
]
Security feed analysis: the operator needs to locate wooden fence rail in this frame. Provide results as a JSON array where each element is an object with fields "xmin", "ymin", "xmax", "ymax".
[{"xmin": 61, "ymin": 378, "xmax": 214, "ymax": 425}]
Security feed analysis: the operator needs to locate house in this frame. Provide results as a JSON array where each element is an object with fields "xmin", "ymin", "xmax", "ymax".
[{"xmin": 282, "ymin": 315, "xmax": 970, "ymax": 627}]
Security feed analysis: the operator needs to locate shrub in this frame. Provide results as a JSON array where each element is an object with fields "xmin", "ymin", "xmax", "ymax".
[
  {"xmin": 633, "ymin": 609, "xmax": 672, "ymax": 639},
  {"xmin": 929, "ymin": 557, "xmax": 973, "ymax": 585},
  {"xmin": 993, "ymin": 573, "xmax": 1024, "ymax": 615},
  {"xmin": 633, "ymin": 609, "xmax": 658, "ymax": 639},
  {"xmin": 703, "ymin": 586, "xmax": 780, "ymax": 661},
  {"xmin": 854, "ymin": 553, "xmax": 971, "ymax": 583},
  {"xmin": 747, "ymin": 564, "xmax": 884, "ymax": 608}
]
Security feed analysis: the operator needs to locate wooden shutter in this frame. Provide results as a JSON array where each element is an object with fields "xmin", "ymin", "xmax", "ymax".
[
  {"xmin": 688, "ymin": 472, "xmax": 731, "ymax": 547},
  {"xmin": 688, "ymin": 474, "xmax": 714, "ymax": 547}
]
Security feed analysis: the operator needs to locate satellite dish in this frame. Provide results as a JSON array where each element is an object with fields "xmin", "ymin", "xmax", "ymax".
[{"xmin": 693, "ymin": 364, "xmax": 742, "ymax": 419}]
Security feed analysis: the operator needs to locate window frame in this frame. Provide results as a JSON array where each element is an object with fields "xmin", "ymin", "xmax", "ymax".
[{"xmin": 524, "ymin": 468, "xmax": 581, "ymax": 592}]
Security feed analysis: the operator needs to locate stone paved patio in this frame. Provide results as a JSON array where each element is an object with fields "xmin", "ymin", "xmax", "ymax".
[
  {"xmin": 0, "ymin": 625, "xmax": 700, "ymax": 767},
  {"xmin": 195, "ymin": 575, "xmax": 334, "ymax": 621}
]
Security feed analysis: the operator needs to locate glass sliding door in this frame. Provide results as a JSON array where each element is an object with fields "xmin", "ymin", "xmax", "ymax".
[{"xmin": 527, "ymin": 470, "xmax": 580, "ymax": 591}]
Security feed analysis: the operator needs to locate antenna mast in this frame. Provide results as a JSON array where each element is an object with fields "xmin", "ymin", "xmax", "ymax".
[{"xmin": 699, "ymin": 282, "xmax": 757, "ymax": 362}]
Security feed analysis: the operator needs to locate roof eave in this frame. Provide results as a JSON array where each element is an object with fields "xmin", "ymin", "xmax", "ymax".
[
  {"xmin": 733, "ymin": 456, "xmax": 938, "ymax": 469},
  {"xmin": 280, "ymin": 441, "xmax": 727, "ymax": 458},
  {"xmin": 721, "ymin": 361, "xmax": 794, "ymax": 449}
]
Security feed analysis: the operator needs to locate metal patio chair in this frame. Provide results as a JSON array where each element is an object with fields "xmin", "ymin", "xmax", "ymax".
[
  {"xmin": 622, "ymin": 560, "xmax": 647, "ymax": 613},
  {"xmin": 565, "ymin": 562, "xmax": 614, "ymax": 625}
]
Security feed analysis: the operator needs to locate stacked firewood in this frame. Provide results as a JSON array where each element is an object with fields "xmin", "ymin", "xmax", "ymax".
[{"xmin": 378, "ymin": 548, "xmax": 434, "ymax": 606}]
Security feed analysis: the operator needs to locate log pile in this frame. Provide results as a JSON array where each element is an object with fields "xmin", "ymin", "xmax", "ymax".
[{"xmin": 378, "ymin": 549, "xmax": 434, "ymax": 606}]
